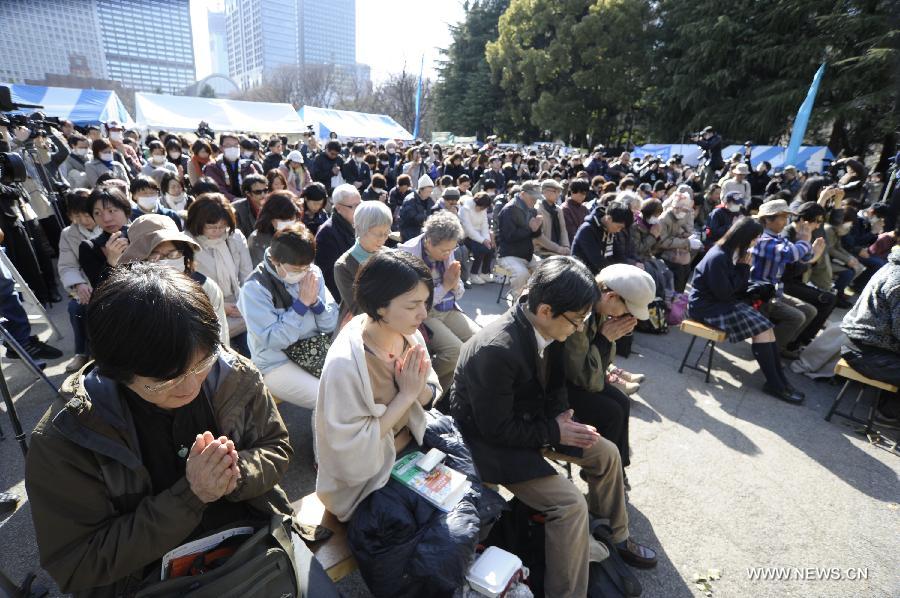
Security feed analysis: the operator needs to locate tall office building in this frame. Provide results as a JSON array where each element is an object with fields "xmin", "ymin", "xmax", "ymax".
[
  {"xmin": 96, "ymin": 0, "xmax": 196, "ymax": 93},
  {"xmin": 300, "ymin": 0, "xmax": 355, "ymax": 67},
  {"xmin": 226, "ymin": 0, "xmax": 360, "ymax": 90},
  {"xmin": 0, "ymin": 0, "xmax": 108, "ymax": 83},
  {"xmin": 0, "ymin": 0, "xmax": 195, "ymax": 93},
  {"xmin": 208, "ymin": 10, "xmax": 230, "ymax": 75}
]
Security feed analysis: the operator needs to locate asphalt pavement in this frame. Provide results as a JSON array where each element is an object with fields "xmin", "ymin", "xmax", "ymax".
[{"xmin": 1, "ymin": 280, "xmax": 897, "ymax": 597}]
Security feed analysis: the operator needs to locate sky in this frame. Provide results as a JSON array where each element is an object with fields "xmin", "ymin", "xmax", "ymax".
[{"xmin": 190, "ymin": 0, "xmax": 466, "ymax": 83}]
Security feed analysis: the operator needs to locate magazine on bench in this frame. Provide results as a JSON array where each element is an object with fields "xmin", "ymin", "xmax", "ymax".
[
  {"xmin": 390, "ymin": 451, "xmax": 472, "ymax": 512},
  {"xmin": 159, "ymin": 526, "xmax": 254, "ymax": 580}
]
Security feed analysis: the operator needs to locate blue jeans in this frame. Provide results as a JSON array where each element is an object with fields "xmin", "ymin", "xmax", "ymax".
[
  {"xmin": 0, "ymin": 267, "xmax": 31, "ymax": 344},
  {"xmin": 834, "ymin": 268, "xmax": 855, "ymax": 295},
  {"xmin": 67, "ymin": 298, "xmax": 89, "ymax": 354}
]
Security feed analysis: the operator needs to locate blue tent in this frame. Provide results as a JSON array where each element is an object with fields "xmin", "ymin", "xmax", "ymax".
[
  {"xmin": 631, "ymin": 144, "xmax": 835, "ymax": 173},
  {"xmin": 2, "ymin": 83, "xmax": 134, "ymax": 127},
  {"xmin": 298, "ymin": 106, "xmax": 413, "ymax": 141}
]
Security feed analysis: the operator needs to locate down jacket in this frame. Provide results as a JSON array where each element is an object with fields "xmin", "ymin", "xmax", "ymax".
[{"xmin": 347, "ymin": 412, "xmax": 505, "ymax": 598}]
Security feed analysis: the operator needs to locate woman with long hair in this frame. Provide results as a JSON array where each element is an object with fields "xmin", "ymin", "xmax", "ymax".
[{"xmin": 688, "ymin": 217, "xmax": 804, "ymax": 404}]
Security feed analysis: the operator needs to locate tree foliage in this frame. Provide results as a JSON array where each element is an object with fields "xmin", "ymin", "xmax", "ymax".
[
  {"xmin": 437, "ymin": 0, "xmax": 897, "ymax": 157},
  {"xmin": 434, "ymin": 0, "xmax": 511, "ymax": 139}
]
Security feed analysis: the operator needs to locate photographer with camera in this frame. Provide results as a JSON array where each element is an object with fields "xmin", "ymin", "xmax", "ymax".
[{"xmin": 693, "ymin": 125, "xmax": 724, "ymax": 185}]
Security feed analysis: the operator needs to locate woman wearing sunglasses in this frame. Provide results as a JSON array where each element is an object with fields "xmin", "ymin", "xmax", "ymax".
[{"xmin": 25, "ymin": 263, "xmax": 338, "ymax": 597}]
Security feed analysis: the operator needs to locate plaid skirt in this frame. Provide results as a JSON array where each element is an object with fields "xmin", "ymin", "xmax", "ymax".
[{"xmin": 701, "ymin": 303, "xmax": 773, "ymax": 343}]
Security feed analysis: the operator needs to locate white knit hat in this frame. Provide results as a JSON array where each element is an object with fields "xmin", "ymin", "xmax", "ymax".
[{"xmin": 417, "ymin": 174, "xmax": 435, "ymax": 190}]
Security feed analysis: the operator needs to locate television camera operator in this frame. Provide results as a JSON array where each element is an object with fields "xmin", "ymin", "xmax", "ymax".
[
  {"xmin": 691, "ymin": 125, "xmax": 724, "ymax": 186},
  {"xmin": 0, "ymin": 110, "xmax": 63, "ymax": 305}
]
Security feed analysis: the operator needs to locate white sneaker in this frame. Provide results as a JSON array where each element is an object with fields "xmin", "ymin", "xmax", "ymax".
[{"xmin": 469, "ymin": 274, "xmax": 485, "ymax": 285}]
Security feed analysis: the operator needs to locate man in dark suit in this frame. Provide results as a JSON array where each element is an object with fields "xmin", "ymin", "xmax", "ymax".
[
  {"xmin": 341, "ymin": 143, "xmax": 371, "ymax": 191},
  {"xmin": 447, "ymin": 256, "xmax": 657, "ymax": 598}
]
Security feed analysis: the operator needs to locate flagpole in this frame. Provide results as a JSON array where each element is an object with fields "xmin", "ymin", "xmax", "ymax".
[{"xmin": 413, "ymin": 54, "xmax": 424, "ymax": 139}]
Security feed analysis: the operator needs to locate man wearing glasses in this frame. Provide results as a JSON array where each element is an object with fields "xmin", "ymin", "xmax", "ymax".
[
  {"xmin": 233, "ymin": 174, "xmax": 270, "ymax": 237},
  {"xmin": 447, "ymin": 257, "xmax": 655, "ymax": 598},
  {"xmin": 25, "ymin": 263, "xmax": 338, "ymax": 596},
  {"xmin": 314, "ymin": 184, "xmax": 360, "ymax": 301}
]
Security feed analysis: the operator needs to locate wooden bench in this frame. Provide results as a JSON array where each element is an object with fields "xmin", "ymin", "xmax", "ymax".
[
  {"xmin": 825, "ymin": 358, "xmax": 898, "ymax": 434},
  {"xmin": 678, "ymin": 320, "xmax": 727, "ymax": 383},
  {"xmin": 292, "ymin": 493, "xmax": 357, "ymax": 582}
]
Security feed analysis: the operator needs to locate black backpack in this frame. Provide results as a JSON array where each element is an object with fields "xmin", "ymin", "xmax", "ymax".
[
  {"xmin": 636, "ymin": 299, "xmax": 669, "ymax": 335},
  {"xmin": 484, "ymin": 498, "xmax": 642, "ymax": 598}
]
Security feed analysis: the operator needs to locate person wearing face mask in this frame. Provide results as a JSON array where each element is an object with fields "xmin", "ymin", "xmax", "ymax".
[
  {"xmin": 823, "ymin": 207, "xmax": 864, "ymax": 303},
  {"xmin": 84, "ymin": 138, "xmax": 130, "ymax": 186},
  {"xmin": 203, "ymin": 133, "xmax": 263, "ymax": 202},
  {"xmin": 656, "ymin": 192, "xmax": 697, "ymax": 292},
  {"xmin": 141, "ymin": 140, "xmax": 178, "ymax": 185},
  {"xmin": 57, "ymin": 190, "xmax": 101, "ymax": 372},
  {"xmin": 186, "ymin": 194, "xmax": 253, "ymax": 356},
  {"xmin": 240, "ymin": 225, "xmax": 338, "ymax": 409},
  {"xmin": 240, "ymin": 138, "xmax": 262, "ymax": 166},
  {"xmin": 119, "ymin": 213, "xmax": 230, "ymax": 347},
  {"xmin": 61, "ymin": 132, "xmax": 91, "ymax": 188},
  {"xmin": 705, "ymin": 190, "xmax": 747, "ymax": 247},
  {"xmin": 188, "ymin": 138, "xmax": 214, "ymax": 186},
  {"xmin": 247, "ymin": 192, "xmax": 300, "ymax": 266},
  {"xmin": 341, "ymin": 144, "xmax": 372, "ymax": 191},
  {"xmin": 160, "ymin": 171, "xmax": 190, "ymax": 218},
  {"xmin": 277, "ymin": 150, "xmax": 309, "ymax": 196},
  {"xmin": 165, "ymin": 137, "xmax": 188, "ymax": 176},
  {"xmin": 104, "ymin": 121, "xmax": 142, "ymax": 178},
  {"xmin": 130, "ymin": 175, "xmax": 183, "ymax": 231}
]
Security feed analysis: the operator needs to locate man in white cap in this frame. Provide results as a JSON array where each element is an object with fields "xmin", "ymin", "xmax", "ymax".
[
  {"xmin": 397, "ymin": 173, "xmax": 435, "ymax": 241},
  {"xmin": 564, "ymin": 264, "xmax": 655, "ymax": 468},
  {"xmin": 750, "ymin": 199, "xmax": 823, "ymax": 360},
  {"xmin": 722, "ymin": 162, "xmax": 751, "ymax": 203}
]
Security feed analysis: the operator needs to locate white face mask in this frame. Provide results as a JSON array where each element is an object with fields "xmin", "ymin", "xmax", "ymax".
[
  {"xmin": 648, "ymin": 216, "xmax": 660, "ymax": 225},
  {"xmin": 387, "ymin": 147, "xmax": 395, "ymax": 154},
  {"xmin": 137, "ymin": 196, "xmax": 158, "ymax": 212},
  {"xmin": 109, "ymin": 131, "xmax": 123, "ymax": 142},
  {"xmin": 676, "ymin": 210, "xmax": 690, "ymax": 220},
  {"xmin": 354, "ymin": 156, "xmax": 363, "ymax": 164},
  {"xmin": 73, "ymin": 147, "xmax": 88, "ymax": 157},
  {"xmin": 99, "ymin": 151, "xmax": 114, "ymax": 162},
  {"xmin": 727, "ymin": 203, "xmax": 742, "ymax": 213},
  {"xmin": 168, "ymin": 151, "xmax": 181, "ymax": 160},
  {"xmin": 158, "ymin": 257, "xmax": 184, "ymax": 272},
  {"xmin": 200, "ymin": 234, "xmax": 227, "ymax": 247},
  {"xmin": 277, "ymin": 265, "xmax": 305, "ymax": 285},
  {"xmin": 150, "ymin": 155, "xmax": 166, "ymax": 166},
  {"xmin": 223, "ymin": 147, "xmax": 240, "ymax": 161},
  {"xmin": 274, "ymin": 219, "xmax": 296, "ymax": 231},
  {"xmin": 241, "ymin": 151, "xmax": 254, "ymax": 159}
]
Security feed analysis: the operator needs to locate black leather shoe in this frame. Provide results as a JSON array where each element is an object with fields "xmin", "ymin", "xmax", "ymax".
[
  {"xmin": 784, "ymin": 384, "xmax": 806, "ymax": 400},
  {"xmin": 763, "ymin": 384, "xmax": 804, "ymax": 404},
  {"xmin": 616, "ymin": 538, "xmax": 658, "ymax": 569}
]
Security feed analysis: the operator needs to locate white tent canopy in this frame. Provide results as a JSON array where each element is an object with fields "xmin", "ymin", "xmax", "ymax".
[
  {"xmin": 134, "ymin": 93, "xmax": 306, "ymax": 134},
  {"xmin": 298, "ymin": 106, "xmax": 413, "ymax": 141},
  {"xmin": 2, "ymin": 83, "xmax": 134, "ymax": 127}
]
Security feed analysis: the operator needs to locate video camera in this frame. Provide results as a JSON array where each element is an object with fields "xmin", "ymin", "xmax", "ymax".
[{"xmin": 195, "ymin": 120, "xmax": 215, "ymax": 140}]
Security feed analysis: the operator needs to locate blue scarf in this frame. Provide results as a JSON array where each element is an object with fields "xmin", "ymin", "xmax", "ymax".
[{"xmin": 350, "ymin": 240, "xmax": 375, "ymax": 264}]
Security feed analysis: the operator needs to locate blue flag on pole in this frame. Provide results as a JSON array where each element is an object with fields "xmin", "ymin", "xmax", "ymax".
[
  {"xmin": 413, "ymin": 55, "xmax": 424, "ymax": 139},
  {"xmin": 784, "ymin": 63, "xmax": 826, "ymax": 168}
]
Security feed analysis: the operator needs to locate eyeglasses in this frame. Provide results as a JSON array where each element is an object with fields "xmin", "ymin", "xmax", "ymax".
[
  {"xmin": 149, "ymin": 250, "xmax": 184, "ymax": 261},
  {"xmin": 338, "ymin": 202, "xmax": 360, "ymax": 211},
  {"xmin": 560, "ymin": 311, "xmax": 591, "ymax": 330},
  {"xmin": 204, "ymin": 224, "xmax": 228, "ymax": 232},
  {"xmin": 143, "ymin": 347, "xmax": 220, "ymax": 394},
  {"xmin": 248, "ymin": 188, "xmax": 267, "ymax": 196}
]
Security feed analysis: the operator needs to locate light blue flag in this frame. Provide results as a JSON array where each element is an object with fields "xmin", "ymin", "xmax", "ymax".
[
  {"xmin": 784, "ymin": 63, "xmax": 826, "ymax": 167},
  {"xmin": 413, "ymin": 55, "xmax": 424, "ymax": 139}
]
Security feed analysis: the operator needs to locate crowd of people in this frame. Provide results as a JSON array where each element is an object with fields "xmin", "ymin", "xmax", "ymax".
[{"xmin": 0, "ymin": 116, "xmax": 897, "ymax": 597}]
